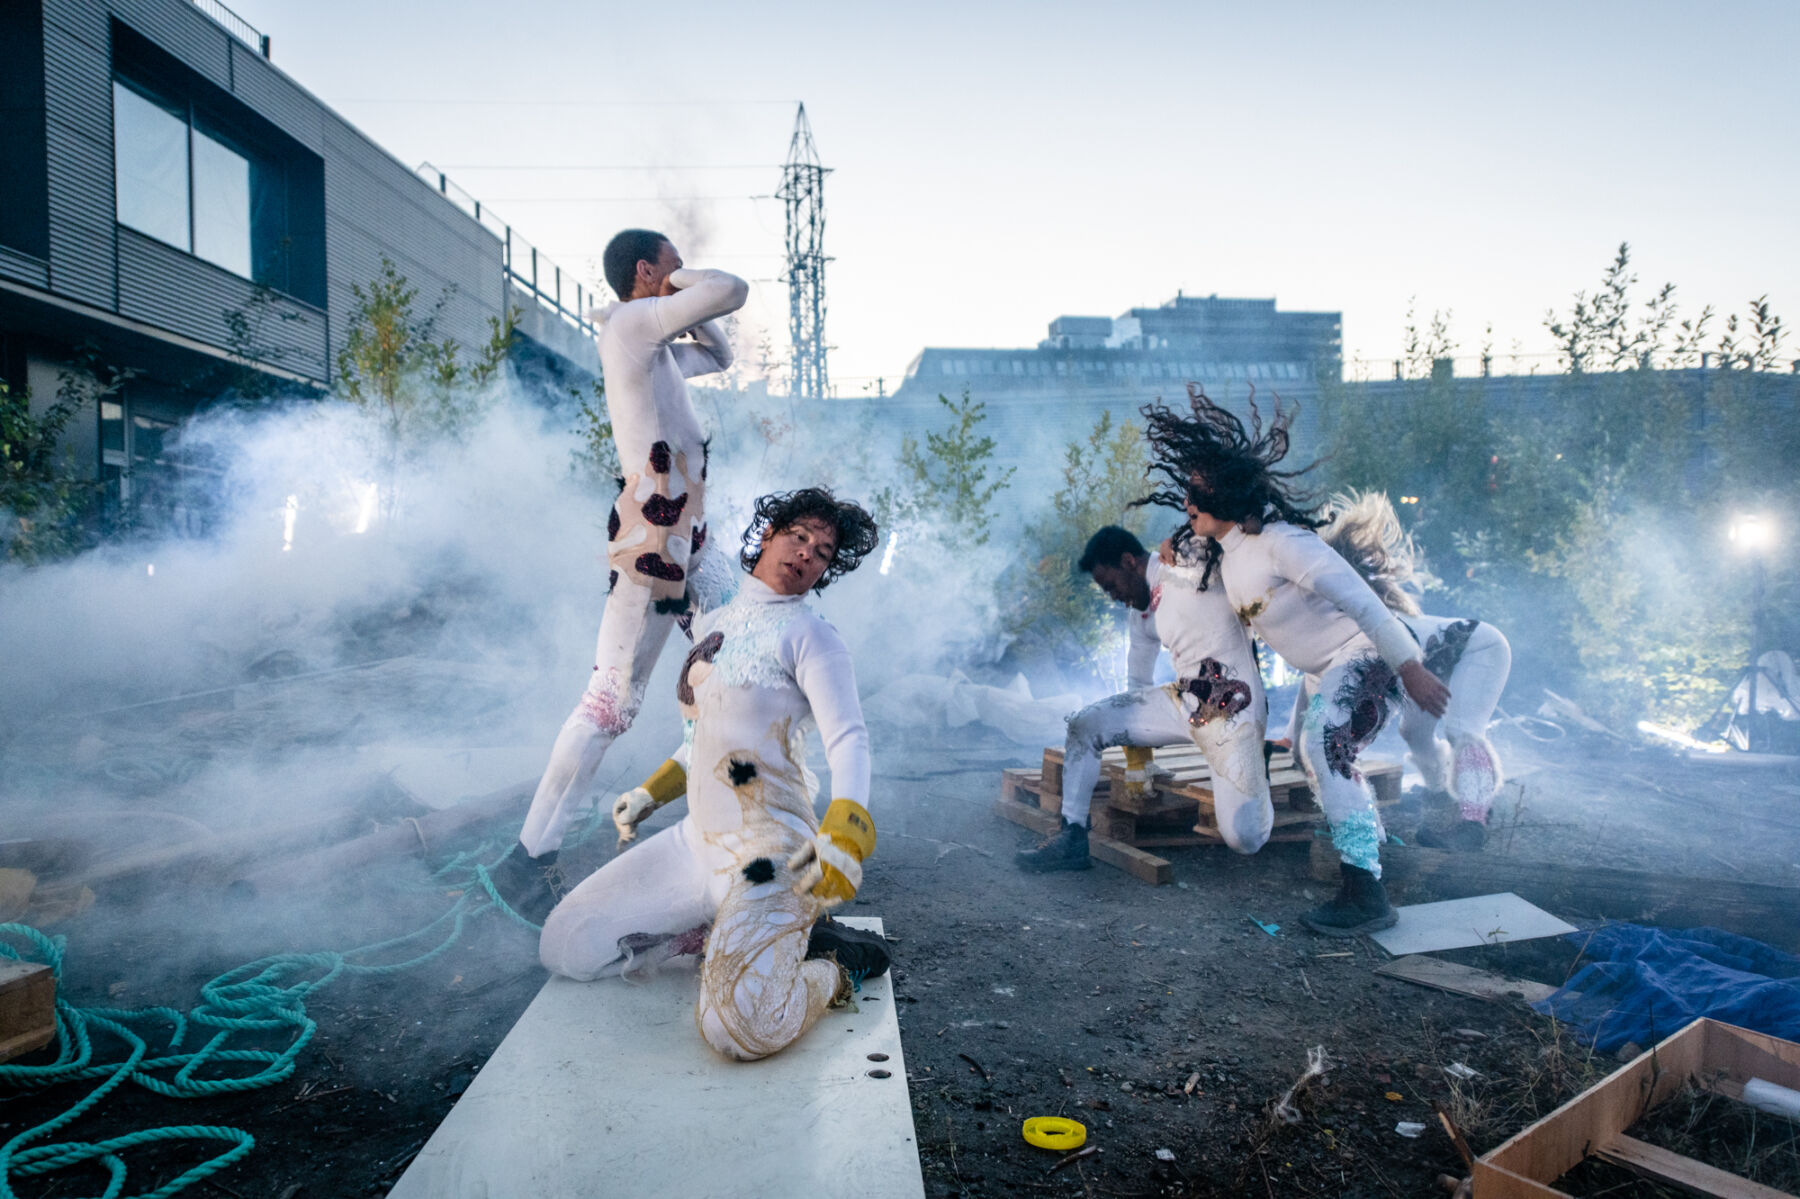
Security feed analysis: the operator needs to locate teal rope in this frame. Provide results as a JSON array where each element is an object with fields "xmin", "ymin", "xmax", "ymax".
[{"xmin": 0, "ymin": 810, "xmax": 579, "ymax": 1199}]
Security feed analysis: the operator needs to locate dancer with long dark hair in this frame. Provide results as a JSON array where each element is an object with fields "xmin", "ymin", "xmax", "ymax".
[{"xmin": 1140, "ymin": 387, "xmax": 1449, "ymax": 935}]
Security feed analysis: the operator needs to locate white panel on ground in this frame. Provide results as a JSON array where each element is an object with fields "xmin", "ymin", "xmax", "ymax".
[
  {"xmin": 387, "ymin": 917, "xmax": 924, "ymax": 1199},
  {"xmin": 1370, "ymin": 892, "xmax": 1577, "ymax": 956}
]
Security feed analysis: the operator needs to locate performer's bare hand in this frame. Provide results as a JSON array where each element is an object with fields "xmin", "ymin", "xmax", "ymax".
[
  {"xmin": 1159, "ymin": 537, "xmax": 1176, "ymax": 565},
  {"xmin": 1398, "ymin": 660, "xmax": 1451, "ymax": 718}
]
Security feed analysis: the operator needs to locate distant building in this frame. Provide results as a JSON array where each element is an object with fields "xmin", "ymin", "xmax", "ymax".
[
  {"xmin": 894, "ymin": 292, "xmax": 1341, "ymax": 405},
  {"xmin": 0, "ymin": 0, "xmax": 596, "ymax": 516}
]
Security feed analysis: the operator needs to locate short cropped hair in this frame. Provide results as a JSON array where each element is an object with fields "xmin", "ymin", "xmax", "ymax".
[
  {"xmin": 1077, "ymin": 526, "xmax": 1146, "ymax": 573},
  {"xmin": 603, "ymin": 229, "xmax": 670, "ymax": 300},
  {"xmin": 739, "ymin": 487, "xmax": 881, "ymax": 592}
]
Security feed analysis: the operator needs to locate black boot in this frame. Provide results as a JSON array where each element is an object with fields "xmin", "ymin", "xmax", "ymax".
[
  {"xmin": 1303, "ymin": 862, "xmax": 1398, "ymax": 937},
  {"xmin": 1014, "ymin": 819, "xmax": 1092, "ymax": 873},
  {"xmin": 806, "ymin": 913, "xmax": 892, "ymax": 980},
  {"xmin": 1414, "ymin": 816, "xmax": 1487, "ymax": 852},
  {"xmin": 487, "ymin": 842, "xmax": 564, "ymax": 925}
]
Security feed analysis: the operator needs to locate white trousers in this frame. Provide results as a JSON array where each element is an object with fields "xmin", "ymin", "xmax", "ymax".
[
  {"xmin": 538, "ymin": 816, "xmax": 839, "ymax": 1062},
  {"xmin": 1397, "ymin": 619, "xmax": 1510, "ymax": 823},
  {"xmin": 518, "ymin": 580, "xmax": 680, "ymax": 857},
  {"xmin": 1297, "ymin": 654, "xmax": 1399, "ymax": 877},
  {"xmin": 1061, "ymin": 686, "xmax": 1272, "ymax": 854}
]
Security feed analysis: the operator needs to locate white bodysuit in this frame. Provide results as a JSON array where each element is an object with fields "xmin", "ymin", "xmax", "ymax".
[
  {"xmin": 539, "ymin": 577, "xmax": 871, "ymax": 1062},
  {"xmin": 518, "ymin": 269, "xmax": 749, "ymax": 857},
  {"xmin": 1214, "ymin": 521, "xmax": 1422, "ymax": 875},
  {"xmin": 1060, "ymin": 553, "xmax": 1272, "ymax": 852}
]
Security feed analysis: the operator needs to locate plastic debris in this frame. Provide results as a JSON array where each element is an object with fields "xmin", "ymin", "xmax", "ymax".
[
  {"xmin": 1272, "ymin": 1045, "xmax": 1333, "ymax": 1125},
  {"xmin": 1249, "ymin": 916, "xmax": 1280, "ymax": 936},
  {"xmin": 1384, "ymin": 1091, "xmax": 1404, "ymax": 1101},
  {"xmin": 1396, "ymin": 1121, "xmax": 1427, "ymax": 1139},
  {"xmin": 1154, "ymin": 1148, "xmax": 1176, "ymax": 1162},
  {"xmin": 1444, "ymin": 1062, "xmax": 1482, "ymax": 1081}
]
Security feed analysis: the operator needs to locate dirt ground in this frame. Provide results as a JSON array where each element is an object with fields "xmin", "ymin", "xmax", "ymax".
[{"xmin": 4, "ymin": 700, "xmax": 1799, "ymax": 1198}]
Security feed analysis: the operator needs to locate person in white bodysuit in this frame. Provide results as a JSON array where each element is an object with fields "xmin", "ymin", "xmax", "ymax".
[
  {"xmin": 1139, "ymin": 387, "xmax": 1450, "ymax": 936},
  {"xmin": 1313, "ymin": 493, "xmax": 1510, "ymax": 850},
  {"xmin": 1016, "ymin": 525, "xmax": 1272, "ymax": 871},
  {"xmin": 539, "ymin": 489, "xmax": 885, "ymax": 1062},
  {"xmin": 497, "ymin": 230, "xmax": 748, "ymax": 917}
]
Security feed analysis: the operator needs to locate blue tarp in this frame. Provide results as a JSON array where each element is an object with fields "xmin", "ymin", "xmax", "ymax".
[{"xmin": 1533, "ymin": 924, "xmax": 1800, "ymax": 1053}]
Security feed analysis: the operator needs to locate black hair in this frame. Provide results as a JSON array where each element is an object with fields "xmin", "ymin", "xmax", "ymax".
[
  {"xmin": 1135, "ymin": 383, "xmax": 1325, "ymax": 532},
  {"xmin": 602, "ymin": 229, "xmax": 670, "ymax": 300},
  {"xmin": 1077, "ymin": 526, "xmax": 1147, "ymax": 573},
  {"xmin": 739, "ymin": 487, "xmax": 881, "ymax": 592}
]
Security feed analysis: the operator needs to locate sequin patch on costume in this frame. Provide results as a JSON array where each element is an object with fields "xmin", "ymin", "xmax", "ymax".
[
  {"xmin": 1176, "ymin": 657, "xmax": 1254, "ymax": 727},
  {"xmin": 577, "ymin": 666, "xmax": 640, "ymax": 736},
  {"xmin": 710, "ymin": 600, "xmax": 805, "ymax": 692},
  {"xmin": 1422, "ymin": 618, "xmax": 1480, "ymax": 681},
  {"xmin": 1331, "ymin": 807, "xmax": 1385, "ymax": 874},
  {"xmin": 1321, "ymin": 658, "xmax": 1398, "ymax": 781}
]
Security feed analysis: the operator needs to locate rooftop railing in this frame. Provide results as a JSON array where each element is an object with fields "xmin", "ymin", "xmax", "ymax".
[
  {"xmin": 189, "ymin": 0, "xmax": 270, "ymax": 57},
  {"xmin": 416, "ymin": 163, "xmax": 600, "ymax": 340}
]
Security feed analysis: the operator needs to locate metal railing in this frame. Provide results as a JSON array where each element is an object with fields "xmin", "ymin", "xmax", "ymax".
[
  {"xmin": 416, "ymin": 163, "xmax": 600, "ymax": 340},
  {"xmin": 188, "ymin": 0, "xmax": 270, "ymax": 57}
]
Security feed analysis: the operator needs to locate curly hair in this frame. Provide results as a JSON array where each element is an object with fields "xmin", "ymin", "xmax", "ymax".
[
  {"xmin": 738, "ymin": 487, "xmax": 881, "ymax": 592},
  {"xmin": 1134, "ymin": 383, "xmax": 1325, "ymax": 533}
]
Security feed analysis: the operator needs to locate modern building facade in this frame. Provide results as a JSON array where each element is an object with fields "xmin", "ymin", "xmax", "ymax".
[
  {"xmin": 894, "ymin": 292, "xmax": 1342, "ymax": 406},
  {"xmin": 0, "ymin": 0, "xmax": 597, "ymax": 515}
]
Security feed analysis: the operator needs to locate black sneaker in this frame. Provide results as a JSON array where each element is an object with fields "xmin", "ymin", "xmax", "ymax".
[
  {"xmin": 1302, "ymin": 862, "xmax": 1398, "ymax": 937},
  {"xmin": 1414, "ymin": 817, "xmax": 1487, "ymax": 852},
  {"xmin": 487, "ymin": 842, "xmax": 564, "ymax": 925},
  {"xmin": 1014, "ymin": 819, "xmax": 1092, "ymax": 873},
  {"xmin": 806, "ymin": 914, "xmax": 892, "ymax": 979}
]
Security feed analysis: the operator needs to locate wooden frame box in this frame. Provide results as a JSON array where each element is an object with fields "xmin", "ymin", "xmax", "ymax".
[
  {"xmin": 1474, "ymin": 1018, "xmax": 1800, "ymax": 1198},
  {"xmin": 0, "ymin": 960, "xmax": 56, "ymax": 1064}
]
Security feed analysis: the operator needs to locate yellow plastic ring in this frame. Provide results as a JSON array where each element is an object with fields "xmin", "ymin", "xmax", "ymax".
[{"xmin": 1022, "ymin": 1116, "xmax": 1087, "ymax": 1150}]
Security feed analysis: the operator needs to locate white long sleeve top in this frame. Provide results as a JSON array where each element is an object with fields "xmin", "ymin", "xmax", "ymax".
[
  {"xmin": 595, "ymin": 268, "xmax": 748, "ymax": 471},
  {"xmin": 679, "ymin": 576, "xmax": 871, "ymax": 850},
  {"xmin": 1126, "ymin": 556, "xmax": 1262, "ymax": 693},
  {"xmin": 1215, "ymin": 522, "xmax": 1421, "ymax": 678}
]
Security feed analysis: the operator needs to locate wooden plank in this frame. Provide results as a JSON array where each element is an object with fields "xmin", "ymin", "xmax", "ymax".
[
  {"xmin": 1330, "ymin": 843, "xmax": 1800, "ymax": 953},
  {"xmin": 994, "ymin": 795, "xmax": 1061, "ymax": 837},
  {"xmin": 0, "ymin": 961, "xmax": 56, "ymax": 1064},
  {"xmin": 1703, "ymin": 1020, "xmax": 1800, "ymax": 1095},
  {"xmin": 1374, "ymin": 955, "xmax": 1557, "ymax": 1007},
  {"xmin": 1594, "ymin": 1134, "xmax": 1795, "ymax": 1199},
  {"xmin": 1089, "ymin": 834, "xmax": 1171, "ymax": 886}
]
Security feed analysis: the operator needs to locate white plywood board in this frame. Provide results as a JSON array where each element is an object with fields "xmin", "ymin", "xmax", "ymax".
[
  {"xmin": 387, "ymin": 917, "xmax": 924, "ymax": 1199},
  {"xmin": 1370, "ymin": 892, "xmax": 1577, "ymax": 956}
]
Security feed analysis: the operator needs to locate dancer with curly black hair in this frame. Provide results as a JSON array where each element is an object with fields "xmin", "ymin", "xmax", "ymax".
[
  {"xmin": 1141, "ymin": 386, "xmax": 1450, "ymax": 935},
  {"xmin": 542, "ymin": 489, "xmax": 890, "ymax": 1062}
]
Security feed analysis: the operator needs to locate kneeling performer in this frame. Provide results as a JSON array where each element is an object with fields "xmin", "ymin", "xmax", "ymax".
[
  {"xmin": 539, "ymin": 489, "xmax": 886, "ymax": 1062},
  {"xmin": 1016, "ymin": 525, "xmax": 1273, "ymax": 872}
]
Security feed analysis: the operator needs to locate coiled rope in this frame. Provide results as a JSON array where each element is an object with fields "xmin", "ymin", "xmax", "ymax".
[{"xmin": 0, "ymin": 812, "xmax": 582, "ymax": 1199}]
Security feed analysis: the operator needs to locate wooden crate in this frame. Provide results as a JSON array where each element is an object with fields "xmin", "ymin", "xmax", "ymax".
[
  {"xmin": 997, "ymin": 747, "xmax": 1403, "ymax": 885},
  {"xmin": 0, "ymin": 960, "xmax": 56, "ymax": 1064},
  {"xmin": 1474, "ymin": 1018, "xmax": 1800, "ymax": 1198}
]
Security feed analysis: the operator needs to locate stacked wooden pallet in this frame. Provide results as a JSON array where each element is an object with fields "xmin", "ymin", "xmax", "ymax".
[{"xmin": 995, "ymin": 744, "xmax": 1402, "ymax": 884}]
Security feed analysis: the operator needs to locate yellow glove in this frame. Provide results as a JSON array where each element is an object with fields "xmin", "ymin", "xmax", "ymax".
[
  {"xmin": 787, "ymin": 799, "xmax": 875, "ymax": 906},
  {"xmin": 1121, "ymin": 745, "xmax": 1157, "ymax": 803},
  {"xmin": 611, "ymin": 758, "xmax": 687, "ymax": 845}
]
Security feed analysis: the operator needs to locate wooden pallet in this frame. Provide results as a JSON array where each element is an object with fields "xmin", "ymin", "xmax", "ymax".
[{"xmin": 997, "ymin": 745, "xmax": 1402, "ymax": 885}]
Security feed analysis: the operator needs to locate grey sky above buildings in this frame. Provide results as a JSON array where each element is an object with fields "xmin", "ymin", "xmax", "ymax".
[{"xmin": 230, "ymin": 0, "xmax": 1798, "ymax": 391}]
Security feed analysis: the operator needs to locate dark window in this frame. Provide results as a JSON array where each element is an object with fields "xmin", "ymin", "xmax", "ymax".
[{"xmin": 111, "ymin": 24, "xmax": 325, "ymax": 306}]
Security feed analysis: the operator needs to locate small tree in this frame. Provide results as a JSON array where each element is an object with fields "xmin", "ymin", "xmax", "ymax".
[
  {"xmin": 1002, "ymin": 411, "xmax": 1156, "ymax": 690},
  {"xmin": 874, "ymin": 388, "xmax": 1014, "ymax": 548}
]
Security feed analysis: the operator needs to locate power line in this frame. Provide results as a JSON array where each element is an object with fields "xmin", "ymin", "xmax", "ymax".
[{"xmin": 435, "ymin": 164, "xmax": 780, "ymax": 171}]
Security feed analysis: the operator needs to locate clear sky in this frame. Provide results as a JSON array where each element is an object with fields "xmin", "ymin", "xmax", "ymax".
[{"xmin": 228, "ymin": 0, "xmax": 1798, "ymax": 392}]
